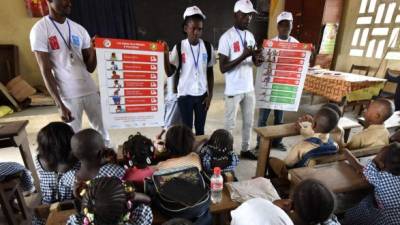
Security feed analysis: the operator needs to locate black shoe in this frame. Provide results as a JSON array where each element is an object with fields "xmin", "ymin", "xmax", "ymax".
[
  {"xmin": 240, "ymin": 150, "xmax": 258, "ymax": 160},
  {"xmin": 272, "ymin": 143, "xmax": 287, "ymax": 151}
]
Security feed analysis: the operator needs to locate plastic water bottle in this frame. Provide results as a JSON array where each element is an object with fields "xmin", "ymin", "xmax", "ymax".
[{"xmin": 210, "ymin": 167, "xmax": 223, "ymax": 204}]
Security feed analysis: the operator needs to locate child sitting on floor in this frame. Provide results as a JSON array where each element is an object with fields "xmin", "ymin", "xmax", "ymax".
[
  {"xmin": 67, "ymin": 176, "xmax": 153, "ymax": 225},
  {"xmin": 156, "ymin": 125, "xmax": 202, "ymax": 171},
  {"xmin": 343, "ymin": 143, "xmax": 400, "ymax": 225},
  {"xmin": 269, "ymin": 107, "xmax": 339, "ymax": 178},
  {"xmin": 274, "ymin": 179, "xmax": 340, "ymax": 225},
  {"xmin": 199, "ymin": 129, "xmax": 239, "ymax": 175},
  {"xmin": 122, "ymin": 133, "xmax": 155, "ymax": 191},
  {"xmin": 58, "ymin": 129, "xmax": 125, "ymax": 201},
  {"xmin": 346, "ymin": 98, "xmax": 393, "ymax": 150}
]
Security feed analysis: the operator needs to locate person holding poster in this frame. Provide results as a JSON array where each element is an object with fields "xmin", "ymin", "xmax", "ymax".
[
  {"xmin": 218, "ymin": 0, "xmax": 263, "ymax": 160},
  {"xmin": 163, "ymin": 6, "xmax": 216, "ymax": 136},
  {"xmin": 30, "ymin": 0, "xmax": 109, "ymax": 144},
  {"xmin": 255, "ymin": 11, "xmax": 299, "ymax": 152}
]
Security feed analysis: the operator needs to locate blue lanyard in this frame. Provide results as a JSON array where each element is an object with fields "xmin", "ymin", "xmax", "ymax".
[
  {"xmin": 189, "ymin": 42, "xmax": 201, "ymax": 72},
  {"xmin": 49, "ymin": 16, "xmax": 71, "ymax": 50},
  {"xmin": 235, "ymin": 28, "xmax": 247, "ymax": 48}
]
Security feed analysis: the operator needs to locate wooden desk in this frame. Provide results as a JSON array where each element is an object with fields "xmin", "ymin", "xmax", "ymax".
[
  {"xmin": 288, "ymin": 161, "xmax": 370, "ymax": 193},
  {"xmin": 0, "ymin": 120, "xmax": 40, "ymax": 192},
  {"xmin": 254, "ymin": 118, "xmax": 362, "ymax": 177},
  {"xmin": 46, "ymin": 187, "xmax": 239, "ymax": 225},
  {"xmin": 385, "ymin": 111, "xmax": 400, "ymax": 132}
]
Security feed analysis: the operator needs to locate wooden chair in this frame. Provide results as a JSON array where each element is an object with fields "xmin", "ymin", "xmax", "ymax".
[
  {"xmin": 378, "ymin": 68, "xmax": 399, "ymax": 100},
  {"xmin": 0, "ymin": 176, "xmax": 31, "ymax": 225},
  {"xmin": 350, "ymin": 64, "xmax": 370, "ymax": 76}
]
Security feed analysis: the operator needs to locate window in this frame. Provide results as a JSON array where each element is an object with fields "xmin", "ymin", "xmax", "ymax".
[{"xmin": 349, "ymin": 0, "xmax": 400, "ymax": 60}]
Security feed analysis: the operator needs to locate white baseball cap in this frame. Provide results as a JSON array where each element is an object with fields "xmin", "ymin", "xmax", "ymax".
[
  {"xmin": 234, "ymin": 0, "xmax": 258, "ymax": 14},
  {"xmin": 183, "ymin": 6, "xmax": 206, "ymax": 20},
  {"xmin": 277, "ymin": 11, "xmax": 293, "ymax": 23}
]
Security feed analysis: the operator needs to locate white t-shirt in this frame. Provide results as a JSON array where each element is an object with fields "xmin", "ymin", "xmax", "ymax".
[
  {"xmin": 218, "ymin": 27, "xmax": 256, "ymax": 96},
  {"xmin": 30, "ymin": 16, "xmax": 97, "ymax": 100},
  {"xmin": 170, "ymin": 39, "xmax": 216, "ymax": 97},
  {"xmin": 230, "ymin": 198, "xmax": 294, "ymax": 225},
  {"xmin": 272, "ymin": 35, "xmax": 299, "ymax": 43}
]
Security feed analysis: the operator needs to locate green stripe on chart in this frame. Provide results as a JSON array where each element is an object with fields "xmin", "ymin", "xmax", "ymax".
[
  {"xmin": 270, "ymin": 97, "xmax": 295, "ymax": 104},
  {"xmin": 272, "ymin": 84, "xmax": 298, "ymax": 92},
  {"xmin": 271, "ymin": 91, "xmax": 297, "ymax": 98}
]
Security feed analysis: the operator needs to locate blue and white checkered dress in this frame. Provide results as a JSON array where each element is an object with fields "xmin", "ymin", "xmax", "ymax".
[
  {"xmin": 0, "ymin": 162, "xmax": 34, "ymax": 192},
  {"xmin": 58, "ymin": 163, "xmax": 125, "ymax": 201},
  {"xmin": 66, "ymin": 203, "xmax": 153, "ymax": 225}
]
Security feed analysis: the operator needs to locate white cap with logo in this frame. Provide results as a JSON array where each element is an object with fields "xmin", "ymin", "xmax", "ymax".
[
  {"xmin": 277, "ymin": 11, "xmax": 293, "ymax": 23},
  {"xmin": 234, "ymin": 0, "xmax": 257, "ymax": 14},
  {"xmin": 183, "ymin": 6, "xmax": 206, "ymax": 20}
]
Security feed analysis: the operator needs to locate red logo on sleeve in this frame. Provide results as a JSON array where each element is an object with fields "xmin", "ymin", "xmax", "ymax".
[
  {"xmin": 48, "ymin": 36, "xmax": 60, "ymax": 50},
  {"xmin": 233, "ymin": 41, "xmax": 240, "ymax": 52},
  {"xmin": 182, "ymin": 53, "xmax": 186, "ymax": 64}
]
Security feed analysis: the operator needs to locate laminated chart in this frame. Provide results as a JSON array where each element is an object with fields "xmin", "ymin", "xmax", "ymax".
[
  {"xmin": 255, "ymin": 40, "xmax": 313, "ymax": 111},
  {"xmin": 95, "ymin": 38, "xmax": 165, "ymax": 129}
]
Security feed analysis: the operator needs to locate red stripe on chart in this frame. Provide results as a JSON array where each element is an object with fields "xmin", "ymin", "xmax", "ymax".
[
  {"xmin": 277, "ymin": 51, "xmax": 306, "ymax": 58},
  {"xmin": 126, "ymin": 105, "xmax": 158, "ymax": 113},
  {"xmin": 123, "ymin": 63, "xmax": 158, "ymax": 71},
  {"xmin": 272, "ymin": 77, "xmax": 300, "ymax": 85},
  {"xmin": 277, "ymin": 57, "xmax": 305, "ymax": 64},
  {"xmin": 122, "ymin": 54, "xmax": 158, "ymax": 63},
  {"xmin": 125, "ymin": 97, "xmax": 158, "ymax": 105},
  {"xmin": 124, "ymin": 72, "xmax": 157, "ymax": 80},
  {"xmin": 124, "ymin": 89, "xmax": 157, "ymax": 96},
  {"xmin": 262, "ymin": 40, "xmax": 313, "ymax": 51},
  {"xmin": 276, "ymin": 64, "xmax": 303, "ymax": 72},
  {"xmin": 124, "ymin": 81, "xmax": 158, "ymax": 88},
  {"xmin": 274, "ymin": 71, "xmax": 301, "ymax": 79}
]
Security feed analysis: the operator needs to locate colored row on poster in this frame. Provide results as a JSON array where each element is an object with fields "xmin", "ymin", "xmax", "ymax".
[
  {"xmin": 107, "ymin": 80, "xmax": 158, "ymax": 89},
  {"xmin": 111, "ymin": 105, "xmax": 158, "ymax": 113},
  {"xmin": 108, "ymin": 71, "xmax": 157, "ymax": 80},
  {"xmin": 109, "ymin": 96, "xmax": 158, "ymax": 105},
  {"xmin": 107, "ymin": 89, "xmax": 158, "ymax": 97},
  {"xmin": 105, "ymin": 52, "xmax": 158, "ymax": 63},
  {"xmin": 106, "ymin": 61, "xmax": 158, "ymax": 71},
  {"xmin": 257, "ymin": 83, "xmax": 299, "ymax": 104}
]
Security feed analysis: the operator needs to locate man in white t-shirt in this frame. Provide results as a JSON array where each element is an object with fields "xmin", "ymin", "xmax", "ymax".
[
  {"xmin": 30, "ymin": 0, "xmax": 109, "ymax": 143},
  {"xmin": 256, "ymin": 11, "xmax": 299, "ymax": 152},
  {"xmin": 162, "ymin": 6, "xmax": 216, "ymax": 135},
  {"xmin": 218, "ymin": 0, "xmax": 263, "ymax": 160}
]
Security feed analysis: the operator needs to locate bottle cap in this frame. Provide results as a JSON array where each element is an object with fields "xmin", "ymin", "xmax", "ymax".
[{"xmin": 213, "ymin": 167, "xmax": 221, "ymax": 175}]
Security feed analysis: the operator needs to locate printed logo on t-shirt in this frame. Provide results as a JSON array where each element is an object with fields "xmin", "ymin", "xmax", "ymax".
[
  {"xmin": 182, "ymin": 52, "xmax": 186, "ymax": 64},
  {"xmin": 233, "ymin": 41, "xmax": 240, "ymax": 52},
  {"xmin": 71, "ymin": 35, "xmax": 80, "ymax": 48},
  {"xmin": 48, "ymin": 36, "xmax": 60, "ymax": 50},
  {"xmin": 202, "ymin": 53, "xmax": 207, "ymax": 63}
]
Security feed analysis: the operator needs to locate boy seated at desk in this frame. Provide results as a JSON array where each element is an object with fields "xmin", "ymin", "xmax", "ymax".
[
  {"xmin": 343, "ymin": 143, "xmax": 400, "ymax": 225},
  {"xmin": 269, "ymin": 107, "xmax": 340, "ymax": 179},
  {"xmin": 346, "ymin": 98, "xmax": 393, "ymax": 150}
]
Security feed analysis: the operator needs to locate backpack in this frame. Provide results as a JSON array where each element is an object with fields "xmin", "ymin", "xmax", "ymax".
[
  {"xmin": 144, "ymin": 166, "xmax": 210, "ymax": 221},
  {"xmin": 292, "ymin": 137, "xmax": 338, "ymax": 168},
  {"xmin": 173, "ymin": 40, "xmax": 212, "ymax": 93}
]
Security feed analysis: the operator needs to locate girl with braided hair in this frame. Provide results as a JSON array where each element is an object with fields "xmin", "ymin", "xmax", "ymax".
[
  {"xmin": 199, "ymin": 129, "xmax": 239, "ymax": 175},
  {"xmin": 67, "ymin": 176, "xmax": 153, "ymax": 225},
  {"xmin": 122, "ymin": 133, "xmax": 155, "ymax": 191}
]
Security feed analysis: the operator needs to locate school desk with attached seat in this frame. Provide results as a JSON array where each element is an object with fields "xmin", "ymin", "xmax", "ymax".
[
  {"xmin": 0, "ymin": 120, "xmax": 40, "ymax": 193},
  {"xmin": 254, "ymin": 118, "xmax": 362, "ymax": 177}
]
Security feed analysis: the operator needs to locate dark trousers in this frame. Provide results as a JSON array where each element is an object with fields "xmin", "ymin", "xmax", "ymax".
[
  {"xmin": 256, "ymin": 108, "xmax": 284, "ymax": 147},
  {"xmin": 178, "ymin": 94, "xmax": 207, "ymax": 135}
]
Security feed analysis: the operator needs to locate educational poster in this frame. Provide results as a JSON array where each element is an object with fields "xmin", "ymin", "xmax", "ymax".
[
  {"xmin": 95, "ymin": 38, "xmax": 165, "ymax": 129},
  {"xmin": 255, "ymin": 40, "xmax": 312, "ymax": 111}
]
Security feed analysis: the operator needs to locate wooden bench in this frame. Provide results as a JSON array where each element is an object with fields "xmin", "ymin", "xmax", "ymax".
[{"xmin": 254, "ymin": 118, "xmax": 362, "ymax": 177}]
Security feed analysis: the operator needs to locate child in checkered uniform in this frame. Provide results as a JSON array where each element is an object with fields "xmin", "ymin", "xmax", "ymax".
[
  {"xmin": 344, "ymin": 143, "xmax": 400, "ymax": 225},
  {"xmin": 67, "ymin": 176, "xmax": 152, "ymax": 225},
  {"xmin": 58, "ymin": 129, "xmax": 125, "ymax": 201}
]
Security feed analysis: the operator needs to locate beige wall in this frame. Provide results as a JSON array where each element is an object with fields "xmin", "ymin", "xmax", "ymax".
[
  {"xmin": 334, "ymin": 0, "xmax": 400, "ymax": 77},
  {"xmin": 0, "ymin": 0, "xmax": 42, "ymax": 86},
  {"xmin": 268, "ymin": 0, "xmax": 285, "ymax": 39}
]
